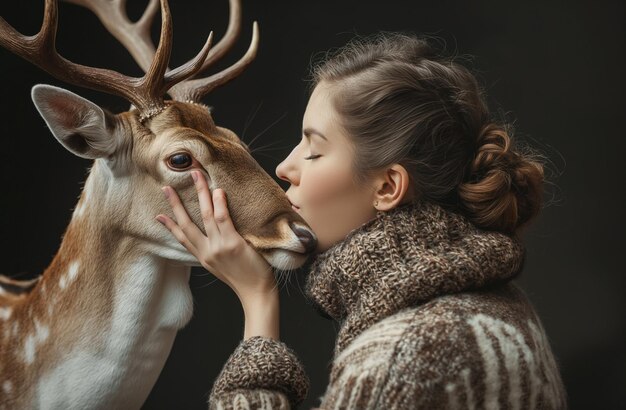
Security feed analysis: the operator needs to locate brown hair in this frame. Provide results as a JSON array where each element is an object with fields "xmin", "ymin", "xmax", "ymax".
[{"xmin": 307, "ymin": 32, "xmax": 547, "ymax": 236}]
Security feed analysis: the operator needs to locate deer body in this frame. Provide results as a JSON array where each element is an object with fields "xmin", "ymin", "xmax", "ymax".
[
  {"xmin": 1, "ymin": 158, "xmax": 197, "ymax": 408},
  {"xmin": 0, "ymin": 0, "xmax": 318, "ymax": 406}
]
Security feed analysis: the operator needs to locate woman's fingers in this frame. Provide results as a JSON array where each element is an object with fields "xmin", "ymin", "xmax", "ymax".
[
  {"xmin": 156, "ymin": 176, "xmax": 277, "ymax": 300},
  {"xmin": 161, "ymin": 185, "xmax": 208, "ymax": 247},
  {"xmin": 156, "ymin": 212, "xmax": 225, "ymax": 281},
  {"xmin": 212, "ymin": 188, "xmax": 240, "ymax": 239},
  {"xmin": 155, "ymin": 213, "xmax": 201, "ymax": 257},
  {"xmin": 191, "ymin": 170, "xmax": 219, "ymax": 241}
]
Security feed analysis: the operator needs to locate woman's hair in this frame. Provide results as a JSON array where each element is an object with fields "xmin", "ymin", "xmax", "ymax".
[{"xmin": 307, "ymin": 31, "xmax": 548, "ymax": 236}]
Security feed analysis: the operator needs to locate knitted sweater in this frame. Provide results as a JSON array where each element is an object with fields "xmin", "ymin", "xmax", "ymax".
[{"xmin": 207, "ymin": 200, "xmax": 568, "ymax": 409}]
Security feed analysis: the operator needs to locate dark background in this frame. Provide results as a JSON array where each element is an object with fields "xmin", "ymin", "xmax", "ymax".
[{"xmin": 1, "ymin": 0, "xmax": 624, "ymax": 408}]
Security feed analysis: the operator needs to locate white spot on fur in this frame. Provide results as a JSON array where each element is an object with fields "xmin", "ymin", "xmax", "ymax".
[
  {"xmin": 59, "ymin": 260, "xmax": 80, "ymax": 290},
  {"xmin": 73, "ymin": 188, "xmax": 90, "ymax": 217},
  {"xmin": 68, "ymin": 261, "xmax": 79, "ymax": 281},
  {"xmin": 2, "ymin": 380, "xmax": 12, "ymax": 394},
  {"xmin": 36, "ymin": 320, "xmax": 50, "ymax": 342},
  {"xmin": 22, "ymin": 319, "xmax": 50, "ymax": 364},
  {"xmin": 0, "ymin": 307, "xmax": 12, "ymax": 320},
  {"xmin": 24, "ymin": 334, "xmax": 35, "ymax": 364}
]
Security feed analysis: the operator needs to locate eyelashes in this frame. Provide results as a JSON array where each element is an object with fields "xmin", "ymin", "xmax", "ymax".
[{"xmin": 304, "ymin": 154, "xmax": 321, "ymax": 160}]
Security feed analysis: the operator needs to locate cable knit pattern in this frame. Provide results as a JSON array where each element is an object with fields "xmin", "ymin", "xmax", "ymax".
[{"xmin": 207, "ymin": 200, "xmax": 567, "ymax": 409}]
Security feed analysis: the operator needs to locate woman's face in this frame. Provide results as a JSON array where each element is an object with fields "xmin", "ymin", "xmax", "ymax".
[{"xmin": 275, "ymin": 81, "xmax": 378, "ymax": 253}]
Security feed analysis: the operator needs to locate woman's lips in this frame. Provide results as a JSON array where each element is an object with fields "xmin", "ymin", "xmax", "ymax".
[{"xmin": 288, "ymin": 197, "xmax": 300, "ymax": 211}]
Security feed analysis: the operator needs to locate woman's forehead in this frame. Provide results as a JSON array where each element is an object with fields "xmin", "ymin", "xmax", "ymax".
[{"xmin": 303, "ymin": 83, "xmax": 341, "ymax": 136}]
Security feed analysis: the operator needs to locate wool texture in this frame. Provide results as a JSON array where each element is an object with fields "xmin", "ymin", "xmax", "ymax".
[{"xmin": 207, "ymin": 200, "xmax": 568, "ymax": 409}]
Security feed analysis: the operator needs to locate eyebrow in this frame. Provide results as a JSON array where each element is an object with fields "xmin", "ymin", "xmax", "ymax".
[{"xmin": 303, "ymin": 127, "xmax": 328, "ymax": 141}]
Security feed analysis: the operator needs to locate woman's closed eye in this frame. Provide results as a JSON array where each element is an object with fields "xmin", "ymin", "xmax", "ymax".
[{"xmin": 304, "ymin": 154, "xmax": 322, "ymax": 160}]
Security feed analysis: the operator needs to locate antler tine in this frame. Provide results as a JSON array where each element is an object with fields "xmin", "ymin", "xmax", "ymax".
[
  {"xmin": 0, "ymin": 0, "xmax": 215, "ymax": 120},
  {"xmin": 141, "ymin": 0, "xmax": 171, "ymax": 98},
  {"xmin": 168, "ymin": 20, "xmax": 259, "ymax": 102},
  {"xmin": 57, "ymin": 0, "xmax": 259, "ymax": 105},
  {"xmin": 192, "ymin": 0, "xmax": 242, "ymax": 76},
  {"xmin": 139, "ymin": 0, "xmax": 216, "ymax": 116},
  {"xmin": 0, "ymin": 0, "xmax": 138, "ymax": 104},
  {"xmin": 93, "ymin": 0, "xmax": 245, "ymax": 84},
  {"xmin": 62, "ymin": 0, "xmax": 159, "ymax": 73},
  {"xmin": 164, "ymin": 31, "xmax": 214, "ymax": 89}
]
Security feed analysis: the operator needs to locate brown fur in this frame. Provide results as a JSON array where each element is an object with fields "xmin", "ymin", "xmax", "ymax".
[{"xmin": 0, "ymin": 101, "xmax": 312, "ymax": 407}]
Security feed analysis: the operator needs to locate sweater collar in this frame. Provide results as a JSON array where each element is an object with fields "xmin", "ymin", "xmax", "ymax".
[{"xmin": 303, "ymin": 200, "xmax": 527, "ymax": 357}]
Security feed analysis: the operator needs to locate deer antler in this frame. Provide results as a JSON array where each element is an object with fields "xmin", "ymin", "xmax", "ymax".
[
  {"xmin": 62, "ymin": 0, "xmax": 260, "ymax": 103},
  {"xmin": 62, "ymin": 0, "xmax": 162, "ymax": 73},
  {"xmin": 0, "ymin": 0, "xmax": 215, "ymax": 120}
]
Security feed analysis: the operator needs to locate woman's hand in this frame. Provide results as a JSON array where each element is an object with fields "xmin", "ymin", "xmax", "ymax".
[{"xmin": 155, "ymin": 170, "xmax": 279, "ymax": 340}]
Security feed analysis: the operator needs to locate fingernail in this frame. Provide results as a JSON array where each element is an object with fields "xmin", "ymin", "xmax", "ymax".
[
  {"xmin": 161, "ymin": 186, "xmax": 170, "ymax": 199},
  {"xmin": 191, "ymin": 171, "xmax": 198, "ymax": 182},
  {"xmin": 155, "ymin": 215, "xmax": 165, "ymax": 224}
]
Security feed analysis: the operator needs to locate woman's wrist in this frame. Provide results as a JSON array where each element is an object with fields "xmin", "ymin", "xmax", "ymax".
[{"xmin": 240, "ymin": 285, "xmax": 280, "ymax": 340}]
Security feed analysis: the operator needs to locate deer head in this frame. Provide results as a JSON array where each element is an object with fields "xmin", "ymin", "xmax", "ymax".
[{"xmin": 0, "ymin": 0, "xmax": 317, "ymax": 271}]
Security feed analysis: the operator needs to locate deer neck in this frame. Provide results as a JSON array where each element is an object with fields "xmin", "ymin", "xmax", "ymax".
[{"xmin": 1, "ymin": 158, "xmax": 194, "ymax": 408}]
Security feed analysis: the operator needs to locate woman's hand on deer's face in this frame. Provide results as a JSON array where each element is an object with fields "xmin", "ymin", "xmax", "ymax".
[{"xmin": 155, "ymin": 170, "xmax": 277, "ymax": 300}]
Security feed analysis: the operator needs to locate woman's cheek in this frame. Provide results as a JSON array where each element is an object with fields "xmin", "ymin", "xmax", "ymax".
[
  {"xmin": 302, "ymin": 158, "xmax": 351, "ymax": 209},
  {"xmin": 301, "ymin": 162, "xmax": 363, "ymax": 244}
]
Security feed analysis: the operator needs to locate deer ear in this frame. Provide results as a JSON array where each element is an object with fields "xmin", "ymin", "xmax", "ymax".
[{"xmin": 31, "ymin": 84, "xmax": 119, "ymax": 159}]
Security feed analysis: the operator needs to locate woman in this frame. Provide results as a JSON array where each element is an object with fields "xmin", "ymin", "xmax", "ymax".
[{"xmin": 155, "ymin": 32, "xmax": 568, "ymax": 409}]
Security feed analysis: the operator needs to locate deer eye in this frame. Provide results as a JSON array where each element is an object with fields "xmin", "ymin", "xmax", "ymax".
[{"xmin": 168, "ymin": 152, "xmax": 193, "ymax": 169}]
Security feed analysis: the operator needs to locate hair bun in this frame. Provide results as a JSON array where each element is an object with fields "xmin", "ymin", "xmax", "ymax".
[{"xmin": 458, "ymin": 122, "xmax": 544, "ymax": 235}]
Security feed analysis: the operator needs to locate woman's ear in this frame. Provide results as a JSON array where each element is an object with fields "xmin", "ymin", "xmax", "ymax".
[
  {"xmin": 31, "ymin": 84, "xmax": 120, "ymax": 159},
  {"xmin": 372, "ymin": 164, "xmax": 412, "ymax": 211}
]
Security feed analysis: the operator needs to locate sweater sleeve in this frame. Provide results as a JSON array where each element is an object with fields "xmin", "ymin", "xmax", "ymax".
[{"xmin": 207, "ymin": 336, "xmax": 310, "ymax": 410}]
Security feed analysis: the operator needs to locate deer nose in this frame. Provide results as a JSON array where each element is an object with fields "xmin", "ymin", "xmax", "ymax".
[{"xmin": 289, "ymin": 222, "xmax": 317, "ymax": 254}]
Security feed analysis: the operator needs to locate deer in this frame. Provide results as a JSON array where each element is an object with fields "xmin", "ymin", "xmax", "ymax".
[{"xmin": 0, "ymin": 0, "xmax": 317, "ymax": 408}]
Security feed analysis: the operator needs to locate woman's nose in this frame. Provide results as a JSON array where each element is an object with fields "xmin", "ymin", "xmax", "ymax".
[
  {"xmin": 275, "ymin": 151, "xmax": 299, "ymax": 185},
  {"xmin": 275, "ymin": 161, "xmax": 287, "ymax": 182}
]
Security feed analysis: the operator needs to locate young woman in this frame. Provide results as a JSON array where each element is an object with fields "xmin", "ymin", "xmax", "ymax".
[{"xmin": 155, "ymin": 32, "xmax": 568, "ymax": 409}]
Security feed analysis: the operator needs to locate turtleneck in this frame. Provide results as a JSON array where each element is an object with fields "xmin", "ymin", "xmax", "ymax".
[
  {"xmin": 304, "ymin": 199, "xmax": 527, "ymax": 356},
  {"xmin": 207, "ymin": 199, "xmax": 568, "ymax": 410}
]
